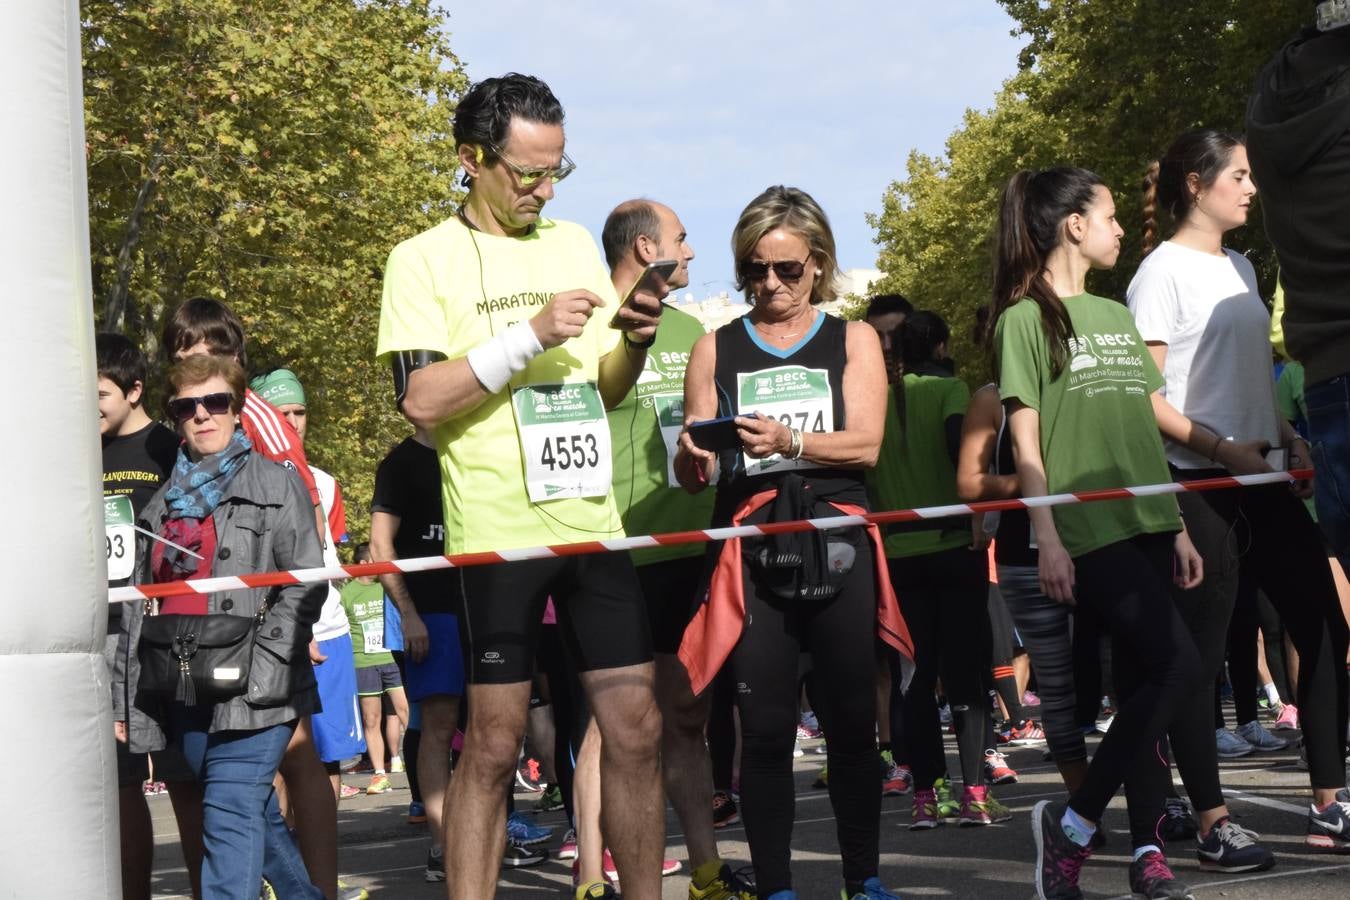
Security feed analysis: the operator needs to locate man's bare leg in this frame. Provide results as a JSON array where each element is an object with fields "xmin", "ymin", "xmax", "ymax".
[
  {"xmin": 572, "ymin": 720, "xmax": 606, "ymax": 885},
  {"xmin": 420, "ymin": 695, "xmax": 460, "ymax": 859},
  {"xmin": 581, "ymin": 662, "xmax": 663, "ymax": 900},
  {"xmin": 278, "ymin": 717, "xmax": 338, "ymax": 899},
  {"xmin": 445, "ymin": 681, "xmax": 532, "ymax": 899},
  {"xmin": 655, "ymin": 653, "xmax": 717, "ymax": 868}
]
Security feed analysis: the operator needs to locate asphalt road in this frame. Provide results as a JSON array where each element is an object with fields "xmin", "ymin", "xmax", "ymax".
[{"xmin": 146, "ymin": 716, "xmax": 1350, "ymax": 899}]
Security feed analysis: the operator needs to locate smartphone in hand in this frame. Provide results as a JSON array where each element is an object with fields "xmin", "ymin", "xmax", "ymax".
[
  {"xmin": 687, "ymin": 416, "xmax": 741, "ymax": 452},
  {"xmin": 610, "ymin": 259, "xmax": 678, "ymax": 327}
]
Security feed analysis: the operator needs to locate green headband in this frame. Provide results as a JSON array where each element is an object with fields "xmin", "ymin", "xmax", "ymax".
[{"xmin": 250, "ymin": 368, "xmax": 306, "ymax": 408}]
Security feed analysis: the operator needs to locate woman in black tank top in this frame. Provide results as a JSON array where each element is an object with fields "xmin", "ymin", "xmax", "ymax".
[{"xmin": 673, "ymin": 186, "xmax": 903, "ymax": 900}]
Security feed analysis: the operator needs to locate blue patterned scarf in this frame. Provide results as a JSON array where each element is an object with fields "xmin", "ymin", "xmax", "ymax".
[{"xmin": 159, "ymin": 430, "xmax": 252, "ymax": 574}]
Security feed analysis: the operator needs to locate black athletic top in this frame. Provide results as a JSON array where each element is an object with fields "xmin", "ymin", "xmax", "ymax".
[
  {"xmin": 993, "ymin": 401, "xmax": 1036, "ymax": 567},
  {"xmin": 710, "ymin": 312, "xmax": 865, "ymax": 522}
]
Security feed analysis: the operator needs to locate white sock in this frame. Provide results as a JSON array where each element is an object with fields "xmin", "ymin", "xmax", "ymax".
[
  {"xmin": 374, "ymin": 768, "xmax": 386, "ymax": 775},
  {"xmin": 1133, "ymin": 844, "xmax": 1162, "ymax": 862},
  {"xmin": 1263, "ymin": 682, "xmax": 1281, "ymax": 706}
]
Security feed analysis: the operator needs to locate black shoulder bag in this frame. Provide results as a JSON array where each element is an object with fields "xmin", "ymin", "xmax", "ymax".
[{"xmin": 138, "ymin": 592, "xmax": 273, "ymax": 706}]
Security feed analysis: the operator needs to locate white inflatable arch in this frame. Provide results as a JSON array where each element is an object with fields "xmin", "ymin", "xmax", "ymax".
[{"xmin": 0, "ymin": 2, "xmax": 120, "ymax": 895}]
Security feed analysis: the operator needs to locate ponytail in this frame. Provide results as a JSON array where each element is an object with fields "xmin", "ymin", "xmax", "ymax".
[
  {"xmin": 990, "ymin": 167, "xmax": 1101, "ymax": 378},
  {"xmin": 1146, "ymin": 129, "xmax": 1244, "ymax": 247},
  {"xmin": 1141, "ymin": 160, "xmax": 1162, "ymax": 256}
]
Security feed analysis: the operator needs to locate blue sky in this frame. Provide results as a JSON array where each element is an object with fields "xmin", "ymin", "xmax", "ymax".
[{"xmin": 443, "ymin": 2, "xmax": 1026, "ymax": 298}]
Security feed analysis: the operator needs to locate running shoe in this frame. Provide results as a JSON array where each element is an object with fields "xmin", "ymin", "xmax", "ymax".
[
  {"xmin": 793, "ymin": 739, "xmax": 804, "ymax": 758},
  {"xmin": 1160, "ymin": 797, "xmax": 1198, "ymax": 842},
  {"xmin": 995, "ymin": 721, "xmax": 1014, "ymax": 745},
  {"xmin": 688, "ymin": 858, "xmax": 757, "ymax": 899},
  {"xmin": 1023, "ymin": 690, "xmax": 1042, "ymax": 708},
  {"xmin": 713, "ymin": 790, "xmax": 741, "ymax": 828},
  {"xmin": 1215, "ymin": 728, "xmax": 1255, "ymax": 758},
  {"xmin": 1236, "ymin": 719, "xmax": 1288, "ymax": 751},
  {"xmin": 910, "ymin": 788, "xmax": 940, "ymax": 830},
  {"xmin": 1031, "ymin": 799, "xmax": 1092, "ymax": 900},
  {"xmin": 1009, "ymin": 719, "xmax": 1047, "ymax": 746},
  {"xmin": 366, "ymin": 773, "xmax": 391, "ymax": 795},
  {"xmin": 535, "ymin": 783, "xmax": 564, "ymax": 813},
  {"xmin": 1128, "ymin": 850, "xmax": 1194, "ymax": 899},
  {"xmin": 813, "ymin": 764, "xmax": 829, "ymax": 790},
  {"xmin": 841, "ymin": 876, "xmax": 901, "ymax": 899},
  {"xmin": 339, "ymin": 783, "xmax": 362, "ymax": 800},
  {"xmin": 407, "ymin": 801, "xmax": 427, "ymax": 825},
  {"xmin": 601, "ymin": 849, "xmax": 681, "ymax": 881},
  {"xmin": 1274, "ymin": 703, "xmax": 1300, "ymax": 731},
  {"xmin": 797, "ymin": 711, "xmax": 823, "ymax": 740},
  {"xmin": 1306, "ymin": 789, "xmax": 1350, "ymax": 852},
  {"xmin": 959, "ymin": 786, "xmax": 1012, "ymax": 826},
  {"xmin": 1095, "ymin": 715, "xmax": 1114, "ymax": 734},
  {"xmin": 390, "ymin": 757, "xmax": 405, "ymax": 774},
  {"xmin": 142, "ymin": 780, "xmax": 166, "ymax": 796},
  {"xmin": 506, "ymin": 810, "xmax": 553, "ymax": 846},
  {"xmin": 341, "ymin": 756, "xmax": 374, "ymax": 775},
  {"xmin": 934, "ymin": 775, "xmax": 960, "ymax": 820},
  {"xmin": 938, "ymin": 703, "xmax": 953, "ymax": 726},
  {"xmin": 1196, "ymin": 816, "xmax": 1276, "ymax": 872},
  {"xmin": 338, "ymin": 879, "xmax": 369, "ymax": 900},
  {"xmin": 515, "ymin": 756, "xmax": 544, "ymax": 792},
  {"xmin": 574, "ymin": 882, "xmax": 618, "ymax": 899},
  {"xmin": 502, "ymin": 840, "xmax": 548, "ymax": 867},
  {"xmin": 425, "ymin": 846, "xmax": 445, "ymax": 882},
  {"xmin": 880, "ymin": 752, "xmax": 912, "ymax": 796},
  {"xmin": 984, "ymin": 748, "xmax": 1019, "ymax": 785},
  {"xmin": 558, "ymin": 828, "xmax": 578, "ymax": 861}
]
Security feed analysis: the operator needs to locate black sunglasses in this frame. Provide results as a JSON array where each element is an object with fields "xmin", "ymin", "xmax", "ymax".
[
  {"xmin": 740, "ymin": 256, "xmax": 811, "ymax": 283},
  {"xmin": 166, "ymin": 392, "xmax": 233, "ymax": 422}
]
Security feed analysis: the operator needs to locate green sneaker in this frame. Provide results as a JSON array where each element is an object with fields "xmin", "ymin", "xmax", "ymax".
[
  {"xmin": 535, "ymin": 783, "xmax": 563, "ymax": 812},
  {"xmin": 934, "ymin": 775, "xmax": 959, "ymax": 820},
  {"xmin": 812, "ymin": 763, "xmax": 829, "ymax": 790}
]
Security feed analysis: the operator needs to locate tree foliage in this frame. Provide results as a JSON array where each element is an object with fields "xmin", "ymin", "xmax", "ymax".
[
  {"xmin": 869, "ymin": 0, "xmax": 1307, "ymax": 382},
  {"xmin": 85, "ymin": 0, "xmax": 466, "ymax": 543}
]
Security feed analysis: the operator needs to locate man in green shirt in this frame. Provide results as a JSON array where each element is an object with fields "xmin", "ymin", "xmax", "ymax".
[{"xmin": 588, "ymin": 200, "xmax": 748, "ymax": 899}]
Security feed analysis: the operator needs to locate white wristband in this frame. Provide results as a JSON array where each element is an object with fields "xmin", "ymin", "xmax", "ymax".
[{"xmin": 466, "ymin": 321, "xmax": 544, "ymax": 394}]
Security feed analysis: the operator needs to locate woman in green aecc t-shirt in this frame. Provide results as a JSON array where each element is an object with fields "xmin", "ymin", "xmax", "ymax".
[{"xmin": 990, "ymin": 166, "xmax": 1205, "ymax": 900}]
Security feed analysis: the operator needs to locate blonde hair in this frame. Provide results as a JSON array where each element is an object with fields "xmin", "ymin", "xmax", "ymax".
[{"xmin": 731, "ymin": 186, "xmax": 840, "ymax": 305}]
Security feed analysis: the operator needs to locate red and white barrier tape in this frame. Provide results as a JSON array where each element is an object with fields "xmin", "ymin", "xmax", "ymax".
[{"xmin": 107, "ymin": 468, "xmax": 1312, "ymax": 603}]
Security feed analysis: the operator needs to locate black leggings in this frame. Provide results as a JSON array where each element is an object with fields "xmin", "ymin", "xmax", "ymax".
[
  {"xmin": 1169, "ymin": 478, "xmax": 1349, "ymax": 796},
  {"xmin": 729, "ymin": 548, "xmax": 880, "ymax": 897},
  {"xmin": 892, "ymin": 544, "xmax": 993, "ymax": 789},
  {"xmin": 1067, "ymin": 533, "xmax": 1202, "ymax": 827},
  {"xmin": 1217, "ymin": 580, "xmax": 1264, "ymax": 729}
]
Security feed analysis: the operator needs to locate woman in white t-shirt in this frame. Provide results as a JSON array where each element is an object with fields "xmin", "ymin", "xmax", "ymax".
[{"xmin": 1127, "ymin": 128, "xmax": 1350, "ymax": 859}]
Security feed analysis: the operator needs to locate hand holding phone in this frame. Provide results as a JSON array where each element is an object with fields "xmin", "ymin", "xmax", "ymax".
[
  {"xmin": 610, "ymin": 259, "xmax": 678, "ymax": 329},
  {"xmin": 687, "ymin": 415, "xmax": 741, "ymax": 452}
]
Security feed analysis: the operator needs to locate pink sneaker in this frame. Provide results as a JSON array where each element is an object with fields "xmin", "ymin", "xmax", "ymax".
[
  {"xmin": 558, "ymin": 828, "xmax": 578, "ymax": 861},
  {"xmin": 1274, "ymin": 704, "xmax": 1300, "ymax": 731},
  {"xmin": 601, "ymin": 849, "xmax": 681, "ymax": 881}
]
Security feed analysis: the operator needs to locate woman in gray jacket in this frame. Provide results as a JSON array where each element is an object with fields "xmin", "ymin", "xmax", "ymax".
[{"xmin": 113, "ymin": 353, "xmax": 325, "ymax": 900}]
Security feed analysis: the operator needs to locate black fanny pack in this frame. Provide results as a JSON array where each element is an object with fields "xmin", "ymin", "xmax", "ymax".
[
  {"xmin": 746, "ymin": 475, "xmax": 862, "ymax": 602},
  {"xmin": 139, "ymin": 606, "xmax": 264, "ymax": 706}
]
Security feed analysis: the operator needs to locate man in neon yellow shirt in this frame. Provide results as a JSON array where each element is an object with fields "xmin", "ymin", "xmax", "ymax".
[{"xmin": 376, "ymin": 73, "xmax": 664, "ymax": 899}]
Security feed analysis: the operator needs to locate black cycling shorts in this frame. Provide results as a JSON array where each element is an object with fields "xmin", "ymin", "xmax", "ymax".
[
  {"xmin": 637, "ymin": 556, "xmax": 707, "ymax": 655},
  {"xmin": 459, "ymin": 552, "xmax": 653, "ymax": 684}
]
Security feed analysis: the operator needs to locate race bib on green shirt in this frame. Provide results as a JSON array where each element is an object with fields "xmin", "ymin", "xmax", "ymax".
[
  {"xmin": 104, "ymin": 494, "xmax": 135, "ymax": 582},
  {"xmin": 362, "ymin": 617, "xmax": 385, "ymax": 655},
  {"xmin": 736, "ymin": 365, "xmax": 833, "ymax": 476},
  {"xmin": 651, "ymin": 392, "xmax": 685, "ymax": 487},
  {"xmin": 512, "ymin": 382, "xmax": 613, "ymax": 503}
]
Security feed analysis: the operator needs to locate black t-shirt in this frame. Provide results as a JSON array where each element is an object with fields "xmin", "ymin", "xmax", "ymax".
[
  {"xmin": 103, "ymin": 421, "xmax": 179, "ymax": 516},
  {"xmin": 102, "ymin": 420, "xmax": 178, "ymax": 606},
  {"xmin": 371, "ymin": 437, "xmax": 462, "ymax": 615}
]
